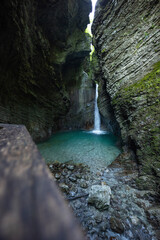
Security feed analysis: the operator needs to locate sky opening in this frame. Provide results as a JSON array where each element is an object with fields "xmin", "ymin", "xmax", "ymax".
[
  {"xmin": 86, "ymin": 0, "xmax": 98, "ymax": 36},
  {"xmin": 90, "ymin": 0, "xmax": 98, "ymax": 22},
  {"xmin": 85, "ymin": 0, "xmax": 98, "ymax": 60}
]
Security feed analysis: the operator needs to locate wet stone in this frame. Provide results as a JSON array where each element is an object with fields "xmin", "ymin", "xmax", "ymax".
[
  {"xmin": 54, "ymin": 162, "xmax": 60, "ymax": 167},
  {"xmin": 84, "ymin": 175, "xmax": 89, "ymax": 181},
  {"xmin": 80, "ymin": 181, "xmax": 88, "ymax": 189},
  {"xmin": 69, "ymin": 176, "xmax": 77, "ymax": 182},
  {"xmin": 59, "ymin": 183, "xmax": 69, "ymax": 193},
  {"xmin": 95, "ymin": 213, "xmax": 103, "ymax": 223},
  {"xmin": 100, "ymin": 222, "xmax": 108, "ymax": 232},
  {"xmin": 109, "ymin": 237, "xmax": 118, "ymax": 240},
  {"xmin": 54, "ymin": 173, "xmax": 61, "ymax": 179},
  {"xmin": 155, "ymin": 230, "xmax": 160, "ymax": 240},
  {"xmin": 110, "ymin": 217, "xmax": 124, "ymax": 234},
  {"xmin": 130, "ymin": 216, "xmax": 140, "ymax": 225},
  {"xmin": 67, "ymin": 170, "xmax": 72, "ymax": 176},
  {"xmin": 146, "ymin": 206, "xmax": 160, "ymax": 227},
  {"xmin": 75, "ymin": 173, "xmax": 82, "ymax": 179},
  {"xmin": 67, "ymin": 165, "xmax": 75, "ymax": 171},
  {"xmin": 99, "ymin": 232, "xmax": 106, "ymax": 238},
  {"xmin": 96, "ymin": 172, "xmax": 102, "ymax": 176},
  {"xmin": 49, "ymin": 164, "xmax": 53, "ymax": 169},
  {"xmin": 69, "ymin": 191, "xmax": 77, "ymax": 197},
  {"xmin": 62, "ymin": 170, "xmax": 67, "ymax": 176},
  {"xmin": 74, "ymin": 201, "xmax": 82, "ymax": 209},
  {"xmin": 69, "ymin": 186, "xmax": 78, "ymax": 196},
  {"xmin": 61, "ymin": 163, "xmax": 66, "ymax": 169}
]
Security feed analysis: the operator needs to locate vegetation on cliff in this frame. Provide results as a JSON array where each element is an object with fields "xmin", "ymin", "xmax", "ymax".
[
  {"xmin": 112, "ymin": 61, "xmax": 160, "ymax": 191},
  {"xmin": 92, "ymin": 0, "xmax": 160, "ymax": 192}
]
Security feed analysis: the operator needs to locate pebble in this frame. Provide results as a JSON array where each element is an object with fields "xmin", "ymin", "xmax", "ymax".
[
  {"xmin": 99, "ymin": 232, "xmax": 106, "ymax": 238},
  {"xmin": 67, "ymin": 165, "xmax": 75, "ymax": 171},
  {"xmin": 96, "ymin": 172, "xmax": 101, "ymax": 176},
  {"xmin": 54, "ymin": 162, "xmax": 60, "ymax": 167},
  {"xmin": 109, "ymin": 237, "xmax": 117, "ymax": 240},
  {"xmin": 54, "ymin": 173, "xmax": 61, "ymax": 179},
  {"xmin": 70, "ymin": 186, "xmax": 78, "ymax": 195},
  {"xmin": 80, "ymin": 181, "xmax": 88, "ymax": 188},
  {"xmin": 84, "ymin": 175, "xmax": 89, "ymax": 180},
  {"xmin": 110, "ymin": 217, "xmax": 124, "ymax": 234},
  {"xmin": 67, "ymin": 170, "xmax": 72, "ymax": 176},
  {"xmin": 75, "ymin": 201, "xmax": 82, "ymax": 209},
  {"xmin": 49, "ymin": 164, "xmax": 53, "ymax": 169},
  {"xmin": 69, "ymin": 191, "xmax": 77, "ymax": 197},
  {"xmin": 69, "ymin": 176, "xmax": 77, "ymax": 182},
  {"xmin": 95, "ymin": 214, "xmax": 103, "ymax": 223},
  {"xmin": 100, "ymin": 223, "xmax": 108, "ymax": 232},
  {"xmin": 61, "ymin": 164, "xmax": 66, "ymax": 168},
  {"xmin": 59, "ymin": 183, "xmax": 69, "ymax": 193},
  {"xmin": 130, "ymin": 216, "xmax": 140, "ymax": 225},
  {"xmin": 75, "ymin": 173, "xmax": 82, "ymax": 179},
  {"xmin": 62, "ymin": 170, "xmax": 67, "ymax": 176}
]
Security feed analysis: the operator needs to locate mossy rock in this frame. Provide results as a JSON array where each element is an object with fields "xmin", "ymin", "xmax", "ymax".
[
  {"xmin": 112, "ymin": 61, "xmax": 160, "ymax": 192},
  {"xmin": 135, "ymin": 175, "xmax": 157, "ymax": 191}
]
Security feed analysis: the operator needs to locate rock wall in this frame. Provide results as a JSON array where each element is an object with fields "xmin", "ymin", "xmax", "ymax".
[
  {"xmin": 0, "ymin": 0, "xmax": 93, "ymax": 141},
  {"xmin": 92, "ymin": 0, "xmax": 160, "ymax": 191},
  {"xmin": 59, "ymin": 56, "xmax": 95, "ymax": 130},
  {"xmin": 91, "ymin": 52, "xmax": 121, "ymax": 134}
]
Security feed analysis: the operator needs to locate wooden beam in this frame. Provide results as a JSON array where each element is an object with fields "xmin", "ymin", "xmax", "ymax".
[{"xmin": 0, "ymin": 124, "xmax": 84, "ymax": 240}]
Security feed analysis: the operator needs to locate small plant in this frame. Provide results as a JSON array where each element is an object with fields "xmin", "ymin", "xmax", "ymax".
[{"xmin": 101, "ymin": 48, "xmax": 106, "ymax": 53}]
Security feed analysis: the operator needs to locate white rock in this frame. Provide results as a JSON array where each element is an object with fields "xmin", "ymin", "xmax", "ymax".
[
  {"xmin": 130, "ymin": 216, "xmax": 140, "ymax": 225},
  {"xmin": 88, "ymin": 185, "xmax": 111, "ymax": 210}
]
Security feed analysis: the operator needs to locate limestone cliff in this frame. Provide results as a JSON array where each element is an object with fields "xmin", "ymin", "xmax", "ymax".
[
  {"xmin": 59, "ymin": 56, "xmax": 95, "ymax": 130},
  {"xmin": 92, "ymin": 0, "xmax": 160, "ymax": 191},
  {"xmin": 0, "ymin": 0, "xmax": 93, "ymax": 141}
]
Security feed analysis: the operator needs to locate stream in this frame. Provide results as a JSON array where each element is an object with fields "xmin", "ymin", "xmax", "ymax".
[{"xmin": 38, "ymin": 130, "xmax": 121, "ymax": 172}]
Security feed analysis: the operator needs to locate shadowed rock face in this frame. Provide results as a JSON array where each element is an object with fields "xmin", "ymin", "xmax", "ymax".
[
  {"xmin": 92, "ymin": 0, "xmax": 160, "ymax": 192},
  {"xmin": 0, "ymin": 0, "xmax": 93, "ymax": 141}
]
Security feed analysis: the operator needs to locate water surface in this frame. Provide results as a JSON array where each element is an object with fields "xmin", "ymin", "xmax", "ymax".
[{"xmin": 38, "ymin": 130, "xmax": 121, "ymax": 171}]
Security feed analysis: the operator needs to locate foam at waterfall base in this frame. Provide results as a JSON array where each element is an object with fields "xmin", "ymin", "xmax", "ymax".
[{"xmin": 88, "ymin": 130, "xmax": 109, "ymax": 135}]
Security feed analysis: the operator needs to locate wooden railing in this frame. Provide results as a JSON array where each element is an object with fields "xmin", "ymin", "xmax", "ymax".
[{"xmin": 0, "ymin": 124, "xmax": 84, "ymax": 240}]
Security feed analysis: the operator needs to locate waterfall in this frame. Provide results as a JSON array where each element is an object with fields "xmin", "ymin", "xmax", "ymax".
[{"xmin": 94, "ymin": 84, "xmax": 101, "ymax": 132}]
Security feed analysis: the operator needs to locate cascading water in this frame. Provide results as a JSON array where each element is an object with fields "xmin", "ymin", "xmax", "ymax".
[
  {"xmin": 94, "ymin": 83, "xmax": 101, "ymax": 131},
  {"xmin": 92, "ymin": 84, "xmax": 107, "ymax": 135}
]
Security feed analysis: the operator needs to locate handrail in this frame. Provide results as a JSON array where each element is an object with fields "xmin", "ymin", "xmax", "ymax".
[{"xmin": 0, "ymin": 124, "xmax": 84, "ymax": 240}]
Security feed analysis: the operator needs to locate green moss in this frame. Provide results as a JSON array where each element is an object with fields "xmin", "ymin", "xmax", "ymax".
[
  {"xmin": 112, "ymin": 61, "xmax": 160, "ymax": 188},
  {"xmin": 136, "ymin": 39, "xmax": 143, "ymax": 49},
  {"xmin": 113, "ymin": 61, "xmax": 160, "ymax": 103},
  {"xmin": 101, "ymin": 48, "xmax": 106, "ymax": 53}
]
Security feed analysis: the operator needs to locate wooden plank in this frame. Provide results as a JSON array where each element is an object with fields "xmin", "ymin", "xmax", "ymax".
[{"xmin": 0, "ymin": 124, "xmax": 84, "ymax": 240}]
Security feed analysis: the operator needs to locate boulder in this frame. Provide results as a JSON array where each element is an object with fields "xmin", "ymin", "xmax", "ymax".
[{"xmin": 88, "ymin": 185, "xmax": 111, "ymax": 210}]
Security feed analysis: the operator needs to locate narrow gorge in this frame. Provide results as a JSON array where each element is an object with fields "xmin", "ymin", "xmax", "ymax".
[
  {"xmin": 92, "ymin": 0, "xmax": 160, "ymax": 193},
  {"xmin": 0, "ymin": 0, "xmax": 160, "ymax": 239}
]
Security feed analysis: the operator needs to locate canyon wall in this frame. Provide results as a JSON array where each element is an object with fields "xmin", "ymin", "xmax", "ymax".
[
  {"xmin": 0, "ymin": 0, "xmax": 94, "ymax": 142},
  {"xmin": 92, "ymin": 0, "xmax": 160, "ymax": 191}
]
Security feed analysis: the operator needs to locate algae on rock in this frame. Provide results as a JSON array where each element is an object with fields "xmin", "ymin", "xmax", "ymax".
[{"xmin": 92, "ymin": 0, "xmax": 160, "ymax": 192}]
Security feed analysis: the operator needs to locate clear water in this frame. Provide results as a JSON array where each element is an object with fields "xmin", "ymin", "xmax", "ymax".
[{"xmin": 38, "ymin": 130, "xmax": 121, "ymax": 171}]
